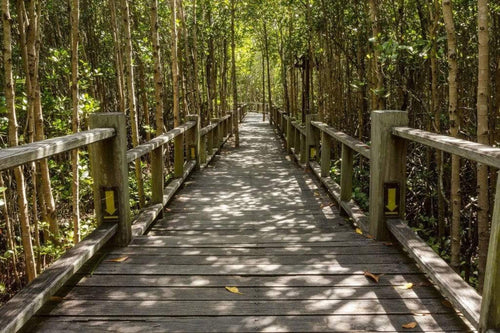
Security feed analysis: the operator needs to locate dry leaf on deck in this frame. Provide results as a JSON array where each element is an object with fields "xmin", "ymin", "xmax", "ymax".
[
  {"xmin": 225, "ymin": 286, "xmax": 243, "ymax": 295},
  {"xmin": 402, "ymin": 322, "xmax": 417, "ymax": 329},
  {"xmin": 355, "ymin": 228, "xmax": 363, "ymax": 235},
  {"xmin": 442, "ymin": 300, "xmax": 453, "ymax": 308},
  {"xmin": 399, "ymin": 283, "xmax": 413, "ymax": 289},
  {"xmin": 105, "ymin": 256, "xmax": 129, "ymax": 263},
  {"xmin": 363, "ymin": 271, "xmax": 380, "ymax": 283},
  {"xmin": 50, "ymin": 296, "xmax": 64, "ymax": 302},
  {"xmin": 383, "ymin": 242, "xmax": 393, "ymax": 246}
]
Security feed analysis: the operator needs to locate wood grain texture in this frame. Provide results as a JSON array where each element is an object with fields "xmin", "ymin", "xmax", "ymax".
[
  {"xmin": 0, "ymin": 224, "xmax": 116, "ymax": 333},
  {"xmin": 393, "ymin": 126, "xmax": 500, "ymax": 169},
  {"xmin": 0, "ymin": 128, "xmax": 115, "ymax": 171},
  {"xmin": 27, "ymin": 113, "xmax": 469, "ymax": 333}
]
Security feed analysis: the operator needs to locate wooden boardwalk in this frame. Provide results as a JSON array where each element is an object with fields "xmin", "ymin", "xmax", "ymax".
[{"xmin": 28, "ymin": 113, "xmax": 470, "ymax": 332}]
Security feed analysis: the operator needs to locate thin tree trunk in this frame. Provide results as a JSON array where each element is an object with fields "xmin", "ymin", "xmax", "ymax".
[
  {"xmin": 171, "ymin": 0, "xmax": 180, "ymax": 128},
  {"xmin": 151, "ymin": 0, "xmax": 164, "ymax": 136},
  {"xmin": 263, "ymin": 21, "xmax": 273, "ymax": 118},
  {"xmin": 3, "ymin": 0, "xmax": 37, "ymax": 281},
  {"xmin": 429, "ymin": 0, "xmax": 445, "ymax": 242},
  {"xmin": 231, "ymin": 0, "xmax": 239, "ymax": 146},
  {"xmin": 476, "ymin": 0, "xmax": 489, "ymax": 292},
  {"xmin": 0, "ymin": 174, "xmax": 21, "ymax": 286},
  {"xmin": 120, "ymin": 0, "xmax": 145, "ymax": 207},
  {"xmin": 368, "ymin": 0, "xmax": 384, "ymax": 110},
  {"xmin": 262, "ymin": 50, "xmax": 266, "ymax": 120},
  {"xmin": 110, "ymin": 0, "xmax": 126, "ymax": 112},
  {"xmin": 71, "ymin": 0, "xmax": 80, "ymax": 244},
  {"xmin": 442, "ymin": 0, "xmax": 461, "ymax": 272}
]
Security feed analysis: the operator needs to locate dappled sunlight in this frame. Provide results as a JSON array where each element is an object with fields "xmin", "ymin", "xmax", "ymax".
[{"xmin": 31, "ymin": 113, "xmax": 469, "ymax": 332}]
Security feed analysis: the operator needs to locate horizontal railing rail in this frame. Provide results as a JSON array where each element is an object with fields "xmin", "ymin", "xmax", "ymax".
[
  {"xmin": 0, "ymin": 128, "xmax": 115, "ymax": 171},
  {"xmin": 269, "ymin": 108, "xmax": 500, "ymax": 332}
]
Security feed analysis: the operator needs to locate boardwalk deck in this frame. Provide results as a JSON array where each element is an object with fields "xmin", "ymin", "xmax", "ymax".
[{"xmin": 27, "ymin": 113, "xmax": 471, "ymax": 332}]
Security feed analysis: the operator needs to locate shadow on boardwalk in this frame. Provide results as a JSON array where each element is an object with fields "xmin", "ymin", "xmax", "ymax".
[{"xmin": 28, "ymin": 113, "xmax": 470, "ymax": 332}]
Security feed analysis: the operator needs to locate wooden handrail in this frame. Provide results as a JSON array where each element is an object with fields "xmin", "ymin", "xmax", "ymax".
[
  {"xmin": 311, "ymin": 121, "xmax": 370, "ymax": 159},
  {"xmin": 126, "ymin": 121, "xmax": 196, "ymax": 163},
  {"xmin": 0, "ymin": 223, "xmax": 117, "ymax": 333},
  {"xmin": 0, "ymin": 128, "xmax": 115, "ymax": 171},
  {"xmin": 393, "ymin": 126, "xmax": 500, "ymax": 169}
]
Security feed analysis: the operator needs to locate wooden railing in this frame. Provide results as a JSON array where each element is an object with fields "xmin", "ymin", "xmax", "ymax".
[
  {"xmin": 270, "ymin": 109, "xmax": 500, "ymax": 332},
  {"xmin": 0, "ymin": 109, "xmax": 239, "ymax": 333}
]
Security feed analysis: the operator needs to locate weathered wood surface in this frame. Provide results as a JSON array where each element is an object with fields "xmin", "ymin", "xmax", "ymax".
[
  {"xmin": 311, "ymin": 121, "xmax": 371, "ymax": 159},
  {"xmin": 0, "ymin": 128, "xmax": 115, "ymax": 171},
  {"xmin": 0, "ymin": 224, "xmax": 117, "ymax": 333},
  {"xmin": 393, "ymin": 126, "xmax": 500, "ymax": 169},
  {"xmin": 28, "ymin": 113, "xmax": 469, "ymax": 332},
  {"xmin": 388, "ymin": 218, "xmax": 481, "ymax": 328},
  {"xmin": 126, "ymin": 121, "xmax": 195, "ymax": 163}
]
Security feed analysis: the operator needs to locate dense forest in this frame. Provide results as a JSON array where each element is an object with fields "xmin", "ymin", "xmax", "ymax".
[{"xmin": 0, "ymin": 0, "xmax": 499, "ymax": 306}]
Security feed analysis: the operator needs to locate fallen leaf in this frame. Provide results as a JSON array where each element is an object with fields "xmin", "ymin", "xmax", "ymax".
[
  {"xmin": 442, "ymin": 300, "xmax": 453, "ymax": 308},
  {"xmin": 364, "ymin": 271, "xmax": 380, "ymax": 283},
  {"xmin": 106, "ymin": 256, "xmax": 129, "ymax": 263},
  {"xmin": 165, "ymin": 208, "xmax": 172, "ymax": 212},
  {"xmin": 383, "ymin": 242, "xmax": 393, "ymax": 246},
  {"xmin": 50, "ymin": 296, "xmax": 63, "ymax": 302},
  {"xmin": 402, "ymin": 322, "xmax": 417, "ymax": 329},
  {"xmin": 355, "ymin": 228, "xmax": 363, "ymax": 235},
  {"xmin": 313, "ymin": 191, "xmax": 320, "ymax": 196},
  {"xmin": 401, "ymin": 283, "xmax": 413, "ymax": 289},
  {"xmin": 225, "ymin": 286, "xmax": 243, "ymax": 295}
]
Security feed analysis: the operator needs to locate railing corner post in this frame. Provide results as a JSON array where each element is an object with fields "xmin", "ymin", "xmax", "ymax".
[
  {"xmin": 479, "ymin": 171, "xmax": 500, "ymax": 332},
  {"xmin": 89, "ymin": 112, "xmax": 131, "ymax": 246},
  {"xmin": 305, "ymin": 114, "xmax": 318, "ymax": 164},
  {"xmin": 369, "ymin": 110, "xmax": 408, "ymax": 240}
]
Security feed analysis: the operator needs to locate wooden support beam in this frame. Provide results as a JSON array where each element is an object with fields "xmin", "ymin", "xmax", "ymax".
[
  {"xmin": 286, "ymin": 117, "xmax": 294, "ymax": 153},
  {"xmin": 340, "ymin": 144, "xmax": 353, "ymax": 208},
  {"xmin": 480, "ymin": 172, "xmax": 500, "ymax": 332},
  {"xmin": 320, "ymin": 131, "xmax": 331, "ymax": 177},
  {"xmin": 369, "ymin": 110, "xmax": 408, "ymax": 240},
  {"xmin": 89, "ymin": 112, "xmax": 131, "ymax": 246}
]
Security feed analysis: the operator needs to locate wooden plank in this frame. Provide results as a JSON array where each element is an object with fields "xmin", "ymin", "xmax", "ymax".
[
  {"xmin": 126, "ymin": 121, "xmax": 195, "ymax": 163},
  {"xmin": 107, "ymin": 245, "xmax": 401, "ymax": 256},
  {"xmin": 311, "ymin": 121, "xmax": 370, "ymax": 159},
  {"xmin": 98, "ymin": 253, "xmax": 412, "ymax": 265},
  {"xmin": 393, "ymin": 126, "xmax": 500, "ymax": 169},
  {"xmin": 387, "ymin": 218, "xmax": 480, "ymax": 328},
  {"xmin": 29, "ymin": 314, "xmax": 470, "ymax": 332},
  {"xmin": 131, "ymin": 232, "xmax": 367, "ymax": 245},
  {"xmin": 0, "ymin": 224, "xmax": 117, "ymax": 333},
  {"xmin": 92, "ymin": 263, "xmax": 421, "ymax": 275},
  {"xmin": 41, "ymin": 299, "xmax": 454, "ymax": 316},
  {"xmin": 0, "ymin": 128, "xmax": 115, "ymax": 171},
  {"xmin": 64, "ymin": 286, "xmax": 440, "ymax": 301},
  {"xmin": 76, "ymin": 273, "xmax": 429, "ymax": 288}
]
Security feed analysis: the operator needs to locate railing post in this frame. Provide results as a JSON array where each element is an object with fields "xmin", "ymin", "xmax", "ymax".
[
  {"xmin": 174, "ymin": 127, "xmax": 184, "ymax": 178},
  {"xmin": 300, "ymin": 125, "xmax": 307, "ymax": 165},
  {"xmin": 320, "ymin": 130, "xmax": 331, "ymax": 177},
  {"xmin": 207, "ymin": 126, "xmax": 214, "ymax": 156},
  {"xmin": 187, "ymin": 115, "xmax": 200, "ymax": 167},
  {"xmin": 211, "ymin": 118, "xmax": 221, "ymax": 148},
  {"xmin": 369, "ymin": 110, "xmax": 408, "ymax": 240},
  {"xmin": 340, "ymin": 144, "xmax": 353, "ymax": 213},
  {"xmin": 294, "ymin": 124, "xmax": 300, "ymax": 155},
  {"xmin": 305, "ymin": 114, "xmax": 318, "ymax": 164},
  {"xmin": 228, "ymin": 112, "xmax": 233, "ymax": 136},
  {"xmin": 286, "ymin": 117, "xmax": 294, "ymax": 153},
  {"xmin": 151, "ymin": 144, "xmax": 164, "ymax": 208},
  {"xmin": 480, "ymin": 172, "xmax": 500, "ymax": 331},
  {"xmin": 89, "ymin": 112, "xmax": 131, "ymax": 246}
]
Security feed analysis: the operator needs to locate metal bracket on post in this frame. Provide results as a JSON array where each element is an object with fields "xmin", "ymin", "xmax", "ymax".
[{"xmin": 89, "ymin": 112, "xmax": 131, "ymax": 246}]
